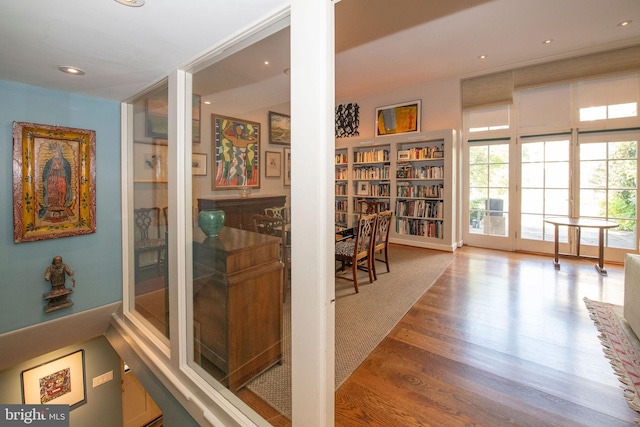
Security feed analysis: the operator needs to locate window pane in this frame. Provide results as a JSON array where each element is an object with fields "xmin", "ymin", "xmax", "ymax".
[
  {"xmin": 522, "ymin": 141, "xmax": 544, "ymax": 162},
  {"xmin": 545, "ymin": 189, "xmax": 569, "ymax": 216},
  {"xmin": 521, "ymin": 162, "xmax": 543, "ymax": 187},
  {"xmin": 580, "ymin": 189, "xmax": 606, "ymax": 216},
  {"xmin": 521, "ymin": 189, "xmax": 543, "ymax": 214},
  {"xmin": 469, "ymin": 145, "xmax": 488, "ymax": 164},
  {"xmin": 580, "ymin": 142, "xmax": 606, "ymax": 160},
  {"xmin": 131, "ymin": 81, "xmax": 170, "ymax": 340},
  {"xmin": 545, "ymin": 139, "xmax": 569, "ymax": 161},
  {"xmin": 580, "ymin": 160, "xmax": 607, "ymax": 188},
  {"xmin": 544, "ymin": 162, "xmax": 569, "ymax": 188},
  {"xmin": 609, "ymin": 102, "xmax": 638, "ymax": 119},
  {"xmin": 469, "ymin": 164, "xmax": 488, "ymax": 187},
  {"xmin": 609, "ymin": 160, "xmax": 636, "ymax": 188},
  {"xmin": 489, "ymin": 163, "xmax": 508, "ymax": 187}
]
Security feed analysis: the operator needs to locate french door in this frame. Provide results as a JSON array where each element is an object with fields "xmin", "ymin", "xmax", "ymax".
[{"xmin": 516, "ymin": 129, "xmax": 638, "ymax": 262}]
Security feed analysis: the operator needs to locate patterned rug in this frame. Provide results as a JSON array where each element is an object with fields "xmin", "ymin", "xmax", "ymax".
[
  {"xmin": 584, "ymin": 297, "xmax": 640, "ymax": 424},
  {"xmin": 245, "ymin": 245, "xmax": 456, "ymax": 419}
]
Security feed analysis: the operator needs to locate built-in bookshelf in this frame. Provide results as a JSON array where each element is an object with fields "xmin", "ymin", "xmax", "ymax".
[
  {"xmin": 335, "ymin": 148, "xmax": 349, "ymax": 229},
  {"xmin": 335, "ymin": 129, "xmax": 456, "ymax": 252},
  {"xmin": 352, "ymin": 146, "xmax": 391, "ymax": 225},
  {"xmin": 395, "ymin": 141, "xmax": 445, "ymax": 239}
]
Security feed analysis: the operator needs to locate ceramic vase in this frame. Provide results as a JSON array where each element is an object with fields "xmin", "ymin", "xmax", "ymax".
[{"xmin": 198, "ymin": 209, "xmax": 226, "ymax": 237}]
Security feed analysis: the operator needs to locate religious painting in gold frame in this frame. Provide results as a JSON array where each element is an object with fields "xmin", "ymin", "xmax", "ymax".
[{"xmin": 12, "ymin": 122, "xmax": 96, "ymax": 243}]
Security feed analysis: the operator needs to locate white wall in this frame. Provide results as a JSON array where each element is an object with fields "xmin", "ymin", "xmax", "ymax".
[{"xmin": 336, "ymin": 77, "xmax": 462, "ymax": 140}]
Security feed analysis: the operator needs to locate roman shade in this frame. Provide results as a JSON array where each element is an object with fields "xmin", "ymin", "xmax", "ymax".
[{"xmin": 462, "ymin": 44, "xmax": 640, "ymax": 111}]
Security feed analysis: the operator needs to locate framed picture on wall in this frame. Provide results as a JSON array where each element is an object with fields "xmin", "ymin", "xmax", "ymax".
[
  {"xmin": 192, "ymin": 153, "xmax": 207, "ymax": 176},
  {"xmin": 265, "ymin": 151, "xmax": 281, "ymax": 178},
  {"xmin": 283, "ymin": 147, "xmax": 291, "ymax": 186},
  {"xmin": 375, "ymin": 99, "xmax": 421, "ymax": 136},
  {"xmin": 21, "ymin": 350, "xmax": 86, "ymax": 410},
  {"xmin": 268, "ymin": 111, "xmax": 291, "ymax": 145},
  {"xmin": 12, "ymin": 122, "xmax": 96, "ymax": 243},
  {"xmin": 212, "ymin": 114, "xmax": 261, "ymax": 190}
]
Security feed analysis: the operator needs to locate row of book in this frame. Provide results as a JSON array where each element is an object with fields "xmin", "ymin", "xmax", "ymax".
[
  {"xmin": 352, "ymin": 165, "xmax": 390, "ymax": 180},
  {"xmin": 335, "ymin": 200, "xmax": 348, "ymax": 212},
  {"xmin": 396, "ymin": 165, "xmax": 444, "ymax": 179},
  {"xmin": 353, "ymin": 149, "xmax": 390, "ymax": 163},
  {"xmin": 335, "ymin": 167, "xmax": 348, "ymax": 180},
  {"xmin": 335, "ymin": 153, "xmax": 348, "ymax": 164},
  {"xmin": 399, "ymin": 145, "xmax": 443, "ymax": 160},
  {"xmin": 335, "ymin": 182, "xmax": 348, "ymax": 195},
  {"xmin": 396, "ymin": 183, "xmax": 444, "ymax": 198},
  {"xmin": 395, "ymin": 218, "xmax": 444, "ymax": 238},
  {"xmin": 358, "ymin": 183, "xmax": 390, "ymax": 197},
  {"xmin": 354, "ymin": 199, "xmax": 390, "ymax": 212},
  {"xmin": 395, "ymin": 199, "xmax": 443, "ymax": 219}
]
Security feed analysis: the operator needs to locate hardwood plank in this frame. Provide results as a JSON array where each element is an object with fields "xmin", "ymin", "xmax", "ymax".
[{"xmin": 238, "ymin": 246, "xmax": 639, "ymax": 426}]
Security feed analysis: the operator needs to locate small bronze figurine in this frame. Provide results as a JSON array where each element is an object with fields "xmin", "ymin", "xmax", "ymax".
[{"xmin": 43, "ymin": 255, "xmax": 75, "ymax": 312}]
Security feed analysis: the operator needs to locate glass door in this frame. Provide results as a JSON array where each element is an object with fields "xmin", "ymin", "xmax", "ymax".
[
  {"xmin": 464, "ymin": 138, "xmax": 512, "ymax": 250},
  {"xmin": 517, "ymin": 134, "xmax": 571, "ymax": 254}
]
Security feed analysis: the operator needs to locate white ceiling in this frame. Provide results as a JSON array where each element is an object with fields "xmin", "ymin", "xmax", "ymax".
[{"xmin": 0, "ymin": 0, "xmax": 639, "ymax": 103}]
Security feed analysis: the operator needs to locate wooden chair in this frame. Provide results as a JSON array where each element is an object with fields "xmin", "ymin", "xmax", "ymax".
[
  {"xmin": 371, "ymin": 210, "xmax": 393, "ymax": 280},
  {"xmin": 335, "ymin": 213, "xmax": 376, "ymax": 293},
  {"xmin": 133, "ymin": 207, "xmax": 166, "ymax": 272},
  {"xmin": 264, "ymin": 206, "xmax": 289, "ymax": 223},
  {"xmin": 253, "ymin": 214, "xmax": 290, "ymax": 302}
]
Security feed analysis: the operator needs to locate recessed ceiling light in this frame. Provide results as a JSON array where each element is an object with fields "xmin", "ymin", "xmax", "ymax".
[
  {"xmin": 478, "ymin": 55, "xmax": 487, "ymax": 60},
  {"xmin": 58, "ymin": 66, "xmax": 85, "ymax": 75},
  {"xmin": 618, "ymin": 20, "xmax": 632, "ymax": 27},
  {"xmin": 203, "ymin": 100, "xmax": 212, "ymax": 105},
  {"xmin": 264, "ymin": 61, "xmax": 269, "ymax": 65},
  {"xmin": 114, "ymin": 0, "xmax": 145, "ymax": 7},
  {"xmin": 543, "ymin": 39, "xmax": 554, "ymax": 44}
]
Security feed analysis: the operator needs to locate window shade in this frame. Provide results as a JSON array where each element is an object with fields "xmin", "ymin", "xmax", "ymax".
[
  {"xmin": 461, "ymin": 44, "xmax": 640, "ymax": 110},
  {"xmin": 461, "ymin": 71, "xmax": 513, "ymax": 111},
  {"xmin": 514, "ymin": 45, "xmax": 640, "ymax": 90}
]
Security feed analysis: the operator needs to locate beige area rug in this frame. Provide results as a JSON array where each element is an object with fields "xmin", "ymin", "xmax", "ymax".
[
  {"xmin": 584, "ymin": 297, "xmax": 640, "ymax": 424},
  {"xmin": 246, "ymin": 244, "xmax": 456, "ymax": 419}
]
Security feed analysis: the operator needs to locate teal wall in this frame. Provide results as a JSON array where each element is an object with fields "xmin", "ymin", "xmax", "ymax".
[
  {"xmin": 0, "ymin": 337, "xmax": 123, "ymax": 427},
  {"xmin": 0, "ymin": 80, "xmax": 122, "ymax": 334}
]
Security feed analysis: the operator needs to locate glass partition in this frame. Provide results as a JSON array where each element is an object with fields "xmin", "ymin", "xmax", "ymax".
[
  {"xmin": 131, "ymin": 81, "xmax": 171, "ymax": 339},
  {"xmin": 189, "ymin": 26, "xmax": 292, "ymax": 420}
]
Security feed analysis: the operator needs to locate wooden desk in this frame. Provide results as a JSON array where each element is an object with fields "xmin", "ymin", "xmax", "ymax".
[
  {"xmin": 192, "ymin": 226, "xmax": 282, "ymax": 391},
  {"xmin": 198, "ymin": 195, "xmax": 286, "ymax": 231},
  {"xmin": 544, "ymin": 217, "xmax": 618, "ymax": 275}
]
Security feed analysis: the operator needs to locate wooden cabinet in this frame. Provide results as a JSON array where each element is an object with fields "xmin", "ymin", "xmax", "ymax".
[
  {"xmin": 192, "ymin": 227, "xmax": 282, "ymax": 391},
  {"xmin": 198, "ymin": 195, "xmax": 287, "ymax": 230}
]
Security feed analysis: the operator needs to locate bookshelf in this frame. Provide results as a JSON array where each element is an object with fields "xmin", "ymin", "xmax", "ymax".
[
  {"xmin": 335, "ymin": 129, "xmax": 456, "ymax": 252},
  {"xmin": 352, "ymin": 145, "xmax": 391, "ymax": 224},
  {"xmin": 335, "ymin": 148, "xmax": 349, "ymax": 229}
]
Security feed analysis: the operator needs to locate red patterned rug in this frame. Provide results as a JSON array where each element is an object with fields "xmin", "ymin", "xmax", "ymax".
[{"xmin": 584, "ymin": 297, "xmax": 640, "ymax": 423}]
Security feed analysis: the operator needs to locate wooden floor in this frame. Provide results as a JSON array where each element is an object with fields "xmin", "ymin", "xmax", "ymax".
[{"xmin": 239, "ymin": 246, "xmax": 639, "ymax": 426}]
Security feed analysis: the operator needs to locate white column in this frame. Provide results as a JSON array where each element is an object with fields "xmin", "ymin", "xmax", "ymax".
[{"xmin": 291, "ymin": 0, "xmax": 335, "ymax": 425}]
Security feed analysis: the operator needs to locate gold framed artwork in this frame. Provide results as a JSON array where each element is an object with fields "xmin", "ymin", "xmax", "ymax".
[
  {"xmin": 212, "ymin": 114, "xmax": 260, "ymax": 190},
  {"xmin": 283, "ymin": 147, "xmax": 291, "ymax": 186},
  {"xmin": 268, "ymin": 111, "xmax": 291, "ymax": 145},
  {"xmin": 192, "ymin": 152, "xmax": 207, "ymax": 176},
  {"xmin": 375, "ymin": 99, "xmax": 421, "ymax": 136},
  {"xmin": 12, "ymin": 122, "xmax": 96, "ymax": 243},
  {"xmin": 21, "ymin": 349, "xmax": 86, "ymax": 409},
  {"xmin": 265, "ymin": 151, "xmax": 281, "ymax": 178}
]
